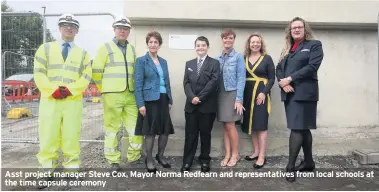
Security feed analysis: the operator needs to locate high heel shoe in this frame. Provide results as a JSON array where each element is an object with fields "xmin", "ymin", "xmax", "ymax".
[
  {"xmin": 155, "ymin": 154, "xmax": 171, "ymax": 168},
  {"xmin": 145, "ymin": 159, "xmax": 157, "ymax": 173},
  {"xmin": 245, "ymin": 155, "xmax": 259, "ymax": 161},
  {"xmin": 295, "ymin": 160, "xmax": 315, "ymax": 172},
  {"xmin": 253, "ymin": 158, "xmax": 266, "ymax": 169},
  {"xmin": 285, "ymin": 168, "xmax": 296, "ymax": 182}
]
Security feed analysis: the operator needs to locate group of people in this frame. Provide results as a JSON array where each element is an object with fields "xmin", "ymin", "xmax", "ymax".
[{"xmin": 34, "ymin": 13, "xmax": 323, "ymax": 186}]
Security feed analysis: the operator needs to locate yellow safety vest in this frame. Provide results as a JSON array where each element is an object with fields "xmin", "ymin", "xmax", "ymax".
[
  {"xmin": 33, "ymin": 41, "xmax": 92, "ymax": 100},
  {"xmin": 92, "ymin": 41, "xmax": 136, "ymax": 93}
]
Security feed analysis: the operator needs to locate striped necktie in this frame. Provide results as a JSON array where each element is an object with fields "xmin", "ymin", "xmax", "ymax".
[{"xmin": 197, "ymin": 58, "xmax": 203, "ymax": 76}]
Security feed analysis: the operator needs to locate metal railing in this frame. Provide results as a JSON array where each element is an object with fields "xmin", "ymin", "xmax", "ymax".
[{"xmin": 1, "ymin": 12, "xmax": 116, "ymax": 43}]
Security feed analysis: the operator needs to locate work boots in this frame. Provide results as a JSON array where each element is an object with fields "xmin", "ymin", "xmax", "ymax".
[{"xmin": 111, "ymin": 163, "xmax": 121, "ymax": 172}]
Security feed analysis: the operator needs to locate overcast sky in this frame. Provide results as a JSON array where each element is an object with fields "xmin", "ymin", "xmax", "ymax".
[{"xmin": 6, "ymin": 0, "xmax": 125, "ymax": 58}]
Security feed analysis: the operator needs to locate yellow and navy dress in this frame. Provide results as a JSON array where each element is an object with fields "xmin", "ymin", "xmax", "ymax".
[{"xmin": 241, "ymin": 55, "xmax": 275, "ymax": 134}]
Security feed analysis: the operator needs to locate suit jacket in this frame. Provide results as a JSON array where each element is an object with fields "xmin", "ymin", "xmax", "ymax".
[
  {"xmin": 134, "ymin": 52, "xmax": 173, "ymax": 108},
  {"xmin": 183, "ymin": 55, "xmax": 220, "ymax": 113},
  {"xmin": 276, "ymin": 40, "xmax": 324, "ymax": 101}
]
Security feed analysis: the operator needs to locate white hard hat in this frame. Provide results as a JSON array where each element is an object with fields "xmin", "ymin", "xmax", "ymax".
[
  {"xmin": 58, "ymin": 13, "xmax": 80, "ymax": 28},
  {"xmin": 112, "ymin": 16, "xmax": 132, "ymax": 28}
]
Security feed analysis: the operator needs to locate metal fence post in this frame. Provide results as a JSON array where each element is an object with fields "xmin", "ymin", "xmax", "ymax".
[
  {"xmin": 43, "ymin": 12, "xmax": 116, "ymax": 19},
  {"xmin": 43, "ymin": 14, "xmax": 47, "ymax": 43}
]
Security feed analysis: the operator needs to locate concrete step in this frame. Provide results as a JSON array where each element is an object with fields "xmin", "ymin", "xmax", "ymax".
[{"xmin": 352, "ymin": 149, "xmax": 379, "ymax": 165}]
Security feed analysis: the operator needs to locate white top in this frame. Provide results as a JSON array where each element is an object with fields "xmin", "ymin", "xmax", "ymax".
[{"xmin": 197, "ymin": 54, "xmax": 207, "ymax": 64}]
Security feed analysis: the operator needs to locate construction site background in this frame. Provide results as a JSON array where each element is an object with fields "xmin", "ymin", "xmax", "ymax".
[{"xmin": 1, "ymin": 11, "xmax": 113, "ymax": 144}]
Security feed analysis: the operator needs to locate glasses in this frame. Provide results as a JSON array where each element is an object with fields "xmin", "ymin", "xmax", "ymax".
[
  {"xmin": 116, "ymin": 27, "xmax": 130, "ymax": 31},
  {"xmin": 291, "ymin": 26, "xmax": 304, "ymax": 31},
  {"xmin": 59, "ymin": 23, "xmax": 78, "ymax": 29}
]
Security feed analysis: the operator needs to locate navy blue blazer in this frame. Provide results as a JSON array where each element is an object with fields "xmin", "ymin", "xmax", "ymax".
[
  {"xmin": 134, "ymin": 52, "xmax": 173, "ymax": 108},
  {"xmin": 276, "ymin": 40, "xmax": 324, "ymax": 101}
]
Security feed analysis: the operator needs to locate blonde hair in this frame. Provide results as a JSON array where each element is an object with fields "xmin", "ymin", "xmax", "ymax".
[
  {"xmin": 244, "ymin": 33, "xmax": 267, "ymax": 58},
  {"xmin": 279, "ymin": 17, "xmax": 314, "ymax": 61}
]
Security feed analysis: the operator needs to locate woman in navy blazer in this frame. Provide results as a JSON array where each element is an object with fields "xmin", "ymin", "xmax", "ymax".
[
  {"xmin": 276, "ymin": 17, "xmax": 323, "ymax": 182},
  {"xmin": 134, "ymin": 31, "xmax": 174, "ymax": 173}
]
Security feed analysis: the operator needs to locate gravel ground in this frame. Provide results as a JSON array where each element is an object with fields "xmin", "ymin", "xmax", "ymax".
[
  {"xmin": 1, "ymin": 100, "xmax": 104, "ymax": 142},
  {"xmin": 1, "ymin": 142, "xmax": 379, "ymax": 191}
]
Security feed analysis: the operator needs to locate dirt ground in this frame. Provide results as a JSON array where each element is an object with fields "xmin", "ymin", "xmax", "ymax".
[
  {"xmin": 1, "ymin": 141, "xmax": 379, "ymax": 191},
  {"xmin": 1, "ymin": 100, "xmax": 379, "ymax": 190}
]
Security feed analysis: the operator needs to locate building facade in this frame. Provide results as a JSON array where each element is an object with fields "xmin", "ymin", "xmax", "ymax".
[{"xmin": 124, "ymin": 1, "xmax": 379, "ymax": 155}]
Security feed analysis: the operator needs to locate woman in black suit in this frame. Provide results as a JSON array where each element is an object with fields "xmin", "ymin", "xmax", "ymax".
[{"xmin": 276, "ymin": 17, "xmax": 324, "ymax": 182}]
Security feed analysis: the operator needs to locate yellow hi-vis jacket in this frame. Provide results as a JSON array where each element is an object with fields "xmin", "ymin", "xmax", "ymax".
[
  {"xmin": 33, "ymin": 41, "xmax": 92, "ymax": 100},
  {"xmin": 92, "ymin": 41, "xmax": 136, "ymax": 93}
]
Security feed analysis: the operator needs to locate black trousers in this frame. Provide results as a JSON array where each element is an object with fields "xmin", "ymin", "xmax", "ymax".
[{"xmin": 183, "ymin": 110, "xmax": 216, "ymax": 166}]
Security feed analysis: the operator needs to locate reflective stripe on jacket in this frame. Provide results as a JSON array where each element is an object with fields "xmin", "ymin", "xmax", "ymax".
[
  {"xmin": 33, "ymin": 41, "xmax": 92, "ymax": 100},
  {"xmin": 92, "ymin": 41, "xmax": 136, "ymax": 93}
]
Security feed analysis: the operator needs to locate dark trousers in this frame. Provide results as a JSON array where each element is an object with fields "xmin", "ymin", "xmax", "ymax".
[{"xmin": 183, "ymin": 110, "xmax": 216, "ymax": 166}]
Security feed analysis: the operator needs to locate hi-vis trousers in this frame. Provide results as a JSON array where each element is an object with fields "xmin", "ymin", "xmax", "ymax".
[
  {"xmin": 36, "ymin": 97, "xmax": 82, "ymax": 171},
  {"xmin": 102, "ymin": 90, "xmax": 143, "ymax": 164}
]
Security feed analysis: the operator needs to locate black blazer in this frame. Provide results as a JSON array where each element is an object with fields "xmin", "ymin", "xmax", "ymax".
[
  {"xmin": 276, "ymin": 40, "xmax": 324, "ymax": 101},
  {"xmin": 183, "ymin": 55, "xmax": 220, "ymax": 113}
]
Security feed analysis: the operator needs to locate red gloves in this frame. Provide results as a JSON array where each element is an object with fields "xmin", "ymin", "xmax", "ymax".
[
  {"xmin": 59, "ymin": 86, "xmax": 72, "ymax": 97},
  {"xmin": 52, "ymin": 88, "xmax": 64, "ymax": 99},
  {"xmin": 51, "ymin": 86, "xmax": 72, "ymax": 99}
]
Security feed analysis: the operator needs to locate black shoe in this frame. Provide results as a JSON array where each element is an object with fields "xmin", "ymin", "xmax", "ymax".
[
  {"xmin": 180, "ymin": 164, "xmax": 190, "ymax": 172},
  {"xmin": 145, "ymin": 159, "xmax": 157, "ymax": 173},
  {"xmin": 245, "ymin": 155, "xmax": 259, "ymax": 161},
  {"xmin": 111, "ymin": 163, "xmax": 121, "ymax": 172},
  {"xmin": 201, "ymin": 163, "xmax": 210, "ymax": 172},
  {"xmin": 155, "ymin": 154, "xmax": 171, "ymax": 168},
  {"xmin": 285, "ymin": 168, "xmax": 296, "ymax": 182},
  {"xmin": 295, "ymin": 160, "xmax": 315, "ymax": 172},
  {"xmin": 253, "ymin": 158, "xmax": 266, "ymax": 169}
]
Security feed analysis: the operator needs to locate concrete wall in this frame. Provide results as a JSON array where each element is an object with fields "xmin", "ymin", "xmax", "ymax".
[
  {"xmin": 124, "ymin": 1, "xmax": 379, "ymax": 131},
  {"xmin": 124, "ymin": 0, "xmax": 379, "ymax": 27},
  {"xmin": 128, "ymin": 26, "xmax": 378, "ymax": 129}
]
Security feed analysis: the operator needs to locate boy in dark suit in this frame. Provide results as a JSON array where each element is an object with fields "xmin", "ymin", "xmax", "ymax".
[{"xmin": 181, "ymin": 36, "xmax": 220, "ymax": 172}]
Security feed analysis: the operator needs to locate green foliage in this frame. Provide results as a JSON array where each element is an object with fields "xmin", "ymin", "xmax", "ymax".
[
  {"xmin": 2, "ymin": 0, "xmax": 12, "ymax": 12},
  {"xmin": 1, "ymin": 0, "xmax": 55, "ymax": 79}
]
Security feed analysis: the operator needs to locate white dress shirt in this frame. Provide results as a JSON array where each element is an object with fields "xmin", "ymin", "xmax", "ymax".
[
  {"xmin": 197, "ymin": 54, "xmax": 207, "ymax": 64},
  {"xmin": 59, "ymin": 38, "xmax": 75, "ymax": 53}
]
